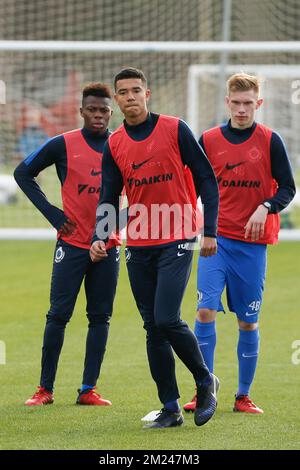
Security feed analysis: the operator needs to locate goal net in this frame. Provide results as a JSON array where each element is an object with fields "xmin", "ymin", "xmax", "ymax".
[{"xmin": 0, "ymin": 0, "xmax": 299, "ymax": 237}]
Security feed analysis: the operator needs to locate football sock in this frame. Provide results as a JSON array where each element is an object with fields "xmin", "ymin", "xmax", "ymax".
[
  {"xmin": 81, "ymin": 384, "xmax": 94, "ymax": 392},
  {"xmin": 164, "ymin": 400, "xmax": 180, "ymax": 412},
  {"xmin": 237, "ymin": 328, "xmax": 259, "ymax": 397},
  {"xmin": 194, "ymin": 319, "xmax": 216, "ymax": 373}
]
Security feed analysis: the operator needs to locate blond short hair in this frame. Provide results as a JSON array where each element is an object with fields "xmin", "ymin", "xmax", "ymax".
[{"xmin": 227, "ymin": 73, "xmax": 260, "ymax": 95}]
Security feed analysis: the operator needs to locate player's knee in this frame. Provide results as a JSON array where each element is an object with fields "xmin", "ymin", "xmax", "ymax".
[
  {"xmin": 144, "ymin": 323, "xmax": 166, "ymax": 344},
  {"xmin": 155, "ymin": 318, "xmax": 188, "ymax": 334},
  {"xmin": 197, "ymin": 308, "xmax": 216, "ymax": 323},
  {"xmin": 86, "ymin": 312, "xmax": 111, "ymax": 326},
  {"xmin": 154, "ymin": 315, "xmax": 179, "ymax": 331},
  {"xmin": 238, "ymin": 320, "xmax": 258, "ymax": 331},
  {"xmin": 46, "ymin": 312, "xmax": 70, "ymax": 326},
  {"xmin": 155, "ymin": 318, "xmax": 171, "ymax": 330},
  {"xmin": 146, "ymin": 329, "xmax": 166, "ymax": 345}
]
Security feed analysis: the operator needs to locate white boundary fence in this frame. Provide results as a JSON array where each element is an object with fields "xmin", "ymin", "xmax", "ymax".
[{"xmin": 0, "ymin": 229, "xmax": 299, "ymax": 241}]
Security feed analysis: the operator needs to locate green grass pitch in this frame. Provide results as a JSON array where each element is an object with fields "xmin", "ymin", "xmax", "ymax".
[{"xmin": 0, "ymin": 240, "xmax": 299, "ymax": 450}]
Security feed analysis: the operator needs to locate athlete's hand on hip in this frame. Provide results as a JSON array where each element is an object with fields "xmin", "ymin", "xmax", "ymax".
[
  {"xmin": 90, "ymin": 240, "xmax": 108, "ymax": 262},
  {"xmin": 244, "ymin": 204, "xmax": 268, "ymax": 241},
  {"xmin": 200, "ymin": 236, "xmax": 217, "ymax": 257},
  {"xmin": 59, "ymin": 218, "xmax": 77, "ymax": 236}
]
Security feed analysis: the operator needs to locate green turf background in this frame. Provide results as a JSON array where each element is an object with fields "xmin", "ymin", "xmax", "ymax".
[{"xmin": 0, "ymin": 241, "xmax": 299, "ymax": 450}]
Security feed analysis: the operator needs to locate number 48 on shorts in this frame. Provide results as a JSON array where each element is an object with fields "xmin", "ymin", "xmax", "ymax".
[
  {"xmin": 249, "ymin": 301, "xmax": 261, "ymax": 312},
  {"xmin": 244, "ymin": 300, "xmax": 261, "ymax": 319}
]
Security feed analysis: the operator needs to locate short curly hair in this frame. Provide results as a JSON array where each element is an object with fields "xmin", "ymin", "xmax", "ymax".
[{"xmin": 82, "ymin": 82, "xmax": 113, "ymax": 104}]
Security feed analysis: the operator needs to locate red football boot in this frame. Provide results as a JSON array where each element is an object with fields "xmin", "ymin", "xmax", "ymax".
[
  {"xmin": 25, "ymin": 386, "xmax": 54, "ymax": 406},
  {"xmin": 233, "ymin": 395, "xmax": 264, "ymax": 414},
  {"xmin": 183, "ymin": 390, "xmax": 197, "ymax": 412},
  {"xmin": 76, "ymin": 387, "xmax": 112, "ymax": 406}
]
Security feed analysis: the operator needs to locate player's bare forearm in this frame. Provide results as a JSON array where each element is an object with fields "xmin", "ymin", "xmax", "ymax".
[
  {"xmin": 244, "ymin": 205, "xmax": 268, "ymax": 241},
  {"xmin": 200, "ymin": 236, "xmax": 217, "ymax": 257},
  {"xmin": 90, "ymin": 240, "xmax": 108, "ymax": 262}
]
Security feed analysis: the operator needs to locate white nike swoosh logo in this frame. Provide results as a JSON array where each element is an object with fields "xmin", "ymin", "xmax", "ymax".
[
  {"xmin": 199, "ymin": 342, "xmax": 209, "ymax": 347},
  {"xmin": 245, "ymin": 312, "xmax": 257, "ymax": 316},
  {"xmin": 242, "ymin": 353, "xmax": 258, "ymax": 358},
  {"xmin": 177, "ymin": 252, "xmax": 185, "ymax": 257}
]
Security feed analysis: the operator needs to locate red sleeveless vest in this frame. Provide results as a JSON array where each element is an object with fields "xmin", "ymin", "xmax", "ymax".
[
  {"xmin": 203, "ymin": 123, "xmax": 280, "ymax": 244},
  {"xmin": 109, "ymin": 115, "xmax": 200, "ymax": 246},
  {"xmin": 61, "ymin": 129, "xmax": 120, "ymax": 249}
]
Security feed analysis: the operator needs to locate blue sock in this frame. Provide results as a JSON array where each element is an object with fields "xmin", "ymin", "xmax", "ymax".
[
  {"xmin": 237, "ymin": 329, "xmax": 259, "ymax": 397},
  {"xmin": 164, "ymin": 400, "xmax": 180, "ymax": 412},
  {"xmin": 194, "ymin": 319, "xmax": 216, "ymax": 373},
  {"xmin": 81, "ymin": 384, "xmax": 94, "ymax": 392}
]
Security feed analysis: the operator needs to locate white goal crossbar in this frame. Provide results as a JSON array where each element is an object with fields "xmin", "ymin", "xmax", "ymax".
[{"xmin": 1, "ymin": 41, "xmax": 300, "ymax": 53}]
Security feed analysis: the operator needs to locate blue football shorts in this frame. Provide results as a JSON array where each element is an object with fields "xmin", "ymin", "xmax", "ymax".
[{"xmin": 197, "ymin": 235, "xmax": 267, "ymax": 323}]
